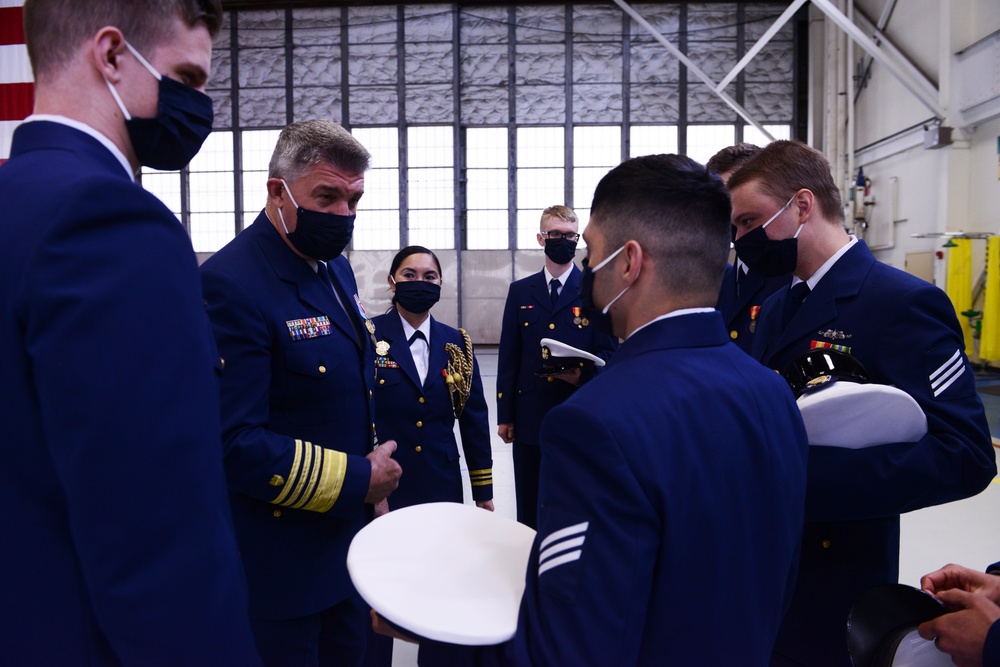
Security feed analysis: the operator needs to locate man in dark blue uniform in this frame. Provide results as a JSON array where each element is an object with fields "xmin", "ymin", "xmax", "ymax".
[
  {"xmin": 710, "ymin": 143, "xmax": 793, "ymax": 354},
  {"xmin": 0, "ymin": 1, "xmax": 260, "ymax": 664},
  {"xmin": 496, "ymin": 205, "xmax": 616, "ymax": 528},
  {"xmin": 380, "ymin": 154, "xmax": 810, "ymax": 665},
  {"xmin": 729, "ymin": 140, "xmax": 996, "ymax": 666},
  {"xmin": 201, "ymin": 120, "xmax": 402, "ymax": 667}
]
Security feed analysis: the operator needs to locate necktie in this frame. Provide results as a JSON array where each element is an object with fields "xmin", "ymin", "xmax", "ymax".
[
  {"xmin": 781, "ymin": 282, "xmax": 810, "ymax": 329},
  {"xmin": 549, "ymin": 278, "xmax": 561, "ymax": 306},
  {"xmin": 409, "ymin": 330, "xmax": 428, "ymax": 385},
  {"xmin": 736, "ymin": 265, "xmax": 747, "ymax": 297},
  {"xmin": 317, "ymin": 261, "xmax": 362, "ymax": 346}
]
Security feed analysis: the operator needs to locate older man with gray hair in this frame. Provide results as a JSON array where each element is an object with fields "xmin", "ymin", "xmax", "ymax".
[{"xmin": 201, "ymin": 119, "xmax": 402, "ymax": 666}]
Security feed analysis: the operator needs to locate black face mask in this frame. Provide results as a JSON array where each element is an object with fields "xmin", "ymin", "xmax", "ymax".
[
  {"xmin": 105, "ymin": 41, "xmax": 213, "ymax": 171},
  {"xmin": 393, "ymin": 279, "xmax": 441, "ymax": 314},
  {"xmin": 733, "ymin": 225, "xmax": 798, "ymax": 277},
  {"xmin": 732, "ymin": 195, "xmax": 799, "ymax": 278},
  {"xmin": 544, "ymin": 237, "xmax": 577, "ymax": 265},
  {"xmin": 278, "ymin": 179, "xmax": 355, "ymax": 261}
]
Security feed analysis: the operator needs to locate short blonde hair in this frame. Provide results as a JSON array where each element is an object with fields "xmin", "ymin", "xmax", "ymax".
[{"xmin": 539, "ymin": 205, "xmax": 578, "ymax": 231}]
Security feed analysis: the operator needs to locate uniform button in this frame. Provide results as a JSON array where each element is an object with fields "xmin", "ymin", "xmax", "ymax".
[
  {"xmin": 547, "ymin": 377, "xmax": 554, "ymax": 383},
  {"xmin": 379, "ymin": 379, "xmax": 385, "ymax": 385},
  {"xmin": 369, "ymin": 390, "xmax": 373, "ymax": 399},
  {"xmin": 523, "ymin": 322, "xmax": 529, "ymax": 327},
  {"xmin": 821, "ymin": 539, "xmax": 831, "ymax": 549},
  {"xmin": 418, "ymin": 397, "xmax": 425, "ymax": 403},
  {"xmin": 220, "ymin": 357, "xmax": 225, "ymax": 369},
  {"xmin": 548, "ymin": 323, "xmax": 555, "ymax": 330},
  {"xmin": 416, "ymin": 421, "xmax": 423, "ymax": 428},
  {"xmin": 318, "ymin": 365, "xmax": 326, "ymax": 373},
  {"xmin": 273, "ymin": 510, "xmax": 282, "ymax": 518},
  {"xmin": 415, "ymin": 446, "xmax": 422, "ymax": 453},
  {"xmin": 729, "ymin": 330, "xmax": 738, "ymax": 340}
]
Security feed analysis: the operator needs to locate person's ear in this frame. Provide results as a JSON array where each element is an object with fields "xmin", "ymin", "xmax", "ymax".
[{"xmin": 91, "ymin": 27, "xmax": 128, "ymax": 84}]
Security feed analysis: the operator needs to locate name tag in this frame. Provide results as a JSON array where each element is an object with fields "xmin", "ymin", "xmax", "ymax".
[{"xmin": 286, "ymin": 316, "xmax": 332, "ymax": 342}]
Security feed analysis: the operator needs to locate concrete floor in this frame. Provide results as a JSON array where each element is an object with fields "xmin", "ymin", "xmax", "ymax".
[{"xmin": 388, "ymin": 347, "xmax": 1000, "ymax": 666}]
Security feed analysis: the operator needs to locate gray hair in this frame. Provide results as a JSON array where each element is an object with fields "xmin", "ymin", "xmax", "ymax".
[{"xmin": 268, "ymin": 120, "xmax": 371, "ymax": 182}]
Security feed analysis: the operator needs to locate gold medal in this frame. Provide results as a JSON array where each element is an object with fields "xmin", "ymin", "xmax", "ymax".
[
  {"xmin": 375, "ymin": 340, "xmax": 390, "ymax": 356},
  {"xmin": 581, "ymin": 318, "xmax": 589, "ymax": 327},
  {"xmin": 749, "ymin": 321, "xmax": 756, "ymax": 333},
  {"xmin": 365, "ymin": 320, "xmax": 376, "ymax": 335}
]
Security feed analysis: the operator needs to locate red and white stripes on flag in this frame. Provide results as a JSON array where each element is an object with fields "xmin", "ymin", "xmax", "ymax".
[{"xmin": 1, "ymin": 0, "xmax": 32, "ymax": 165}]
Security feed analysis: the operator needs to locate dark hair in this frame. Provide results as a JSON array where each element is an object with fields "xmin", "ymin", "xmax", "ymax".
[
  {"xmin": 706, "ymin": 143, "xmax": 761, "ymax": 180},
  {"xmin": 24, "ymin": 0, "xmax": 223, "ymax": 81},
  {"xmin": 390, "ymin": 246, "xmax": 442, "ymax": 277},
  {"xmin": 727, "ymin": 140, "xmax": 844, "ymax": 222},
  {"xmin": 590, "ymin": 154, "xmax": 731, "ymax": 302},
  {"xmin": 388, "ymin": 246, "xmax": 442, "ymax": 308}
]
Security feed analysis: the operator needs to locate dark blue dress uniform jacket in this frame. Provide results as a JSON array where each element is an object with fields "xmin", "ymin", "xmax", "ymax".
[
  {"xmin": 371, "ymin": 310, "xmax": 493, "ymax": 509},
  {"xmin": 751, "ymin": 241, "xmax": 996, "ymax": 667},
  {"xmin": 717, "ymin": 263, "xmax": 791, "ymax": 353},
  {"xmin": 422, "ymin": 312, "xmax": 809, "ymax": 665},
  {"xmin": 0, "ymin": 121, "xmax": 260, "ymax": 665},
  {"xmin": 201, "ymin": 213, "xmax": 377, "ymax": 620},
  {"xmin": 496, "ymin": 266, "xmax": 617, "ymax": 445}
]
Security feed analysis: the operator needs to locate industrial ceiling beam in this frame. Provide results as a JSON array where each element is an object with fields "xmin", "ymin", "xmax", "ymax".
[
  {"xmin": 810, "ymin": 0, "xmax": 945, "ymax": 118},
  {"xmin": 715, "ymin": 0, "xmax": 808, "ymax": 93},
  {"xmin": 612, "ymin": 0, "xmax": 775, "ymax": 142}
]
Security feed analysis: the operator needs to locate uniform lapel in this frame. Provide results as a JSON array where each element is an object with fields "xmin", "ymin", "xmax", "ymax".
[
  {"xmin": 528, "ymin": 270, "xmax": 552, "ymax": 312},
  {"xmin": 426, "ymin": 316, "xmax": 451, "ymax": 391},
  {"xmin": 380, "ymin": 311, "xmax": 422, "ymax": 389},
  {"xmin": 733, "ymin": 270, "xmax": 764, "ymax": 322},
  {"xmin": 327, "ymin": 257, "xmax": 366, "ymax": 350}
]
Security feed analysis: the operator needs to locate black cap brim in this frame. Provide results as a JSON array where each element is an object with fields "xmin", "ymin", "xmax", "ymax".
[{"xmin": 847, "ymin": 584, "xmax": 948, "ymax": 667}]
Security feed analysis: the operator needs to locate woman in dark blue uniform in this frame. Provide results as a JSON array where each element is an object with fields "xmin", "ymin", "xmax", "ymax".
[
  {"xmin": 365, "ymin": 246, "xmax": 495, "ymax": 666},
  {"xmin": 372, "ymin": 246, "xmax": 494, "ymax": 512}
]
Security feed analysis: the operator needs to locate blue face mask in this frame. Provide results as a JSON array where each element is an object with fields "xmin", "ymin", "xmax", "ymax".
[
  {"xmin": 104, "ymin": 41, "xmax": 213, "ymax": 171},
  {"xmin": 277, "ymin": 179, "xmax": 355, "ymax": 261},
  {"xmin": 733, "ymin": 194, "xmax": 800, "ymax": 278},
  {"xmin": 391, "ymin": 277, "xmax": 441, "ymax": 314},
  {"xmin": 578, "ymin": 244, "xmax": 637, "ymax": 337}
]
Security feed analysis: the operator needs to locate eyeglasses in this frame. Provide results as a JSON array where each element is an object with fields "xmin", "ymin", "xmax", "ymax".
[{"xmin": 540, "ymin": 231, "xmax": 581, "ymax": 242}]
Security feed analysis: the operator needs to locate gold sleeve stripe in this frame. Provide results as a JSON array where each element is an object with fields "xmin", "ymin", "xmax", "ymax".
[
  {"xmin": 304, "ymin": 450, "xmax": 347, "ymax": 513},
  {"xmin": 272, "ymin": 439, "xmax": 305, "ymax": 505},
  {"xmin": 469, "ymin": 468, "xmax": 493, "ymax": 487},
  {"xmin": 292, "ymin": 444, "xmax": 324, "ymax": 510},
  {"xmin": 279, "ymin": 439, "xmax": 314, "ymax": 508},
  {"xmin": 271, "ymin": 440, "xmax": 349, "ymax": 513}
]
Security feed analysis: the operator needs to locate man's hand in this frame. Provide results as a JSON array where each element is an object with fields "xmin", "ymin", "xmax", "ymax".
[
  {"xmin": 553, "ymin": 367, "xmax": 582, "ymax": 386},
  {"xmin": 371, "ymin": 610, "xmax": 419, "ymax": 643},
  {"xmin": 365, "ymin": 440, "xmax": 401, "ymax": 504},
  {"xmin": 498, "ymin": 423, "xmax": 515, "ymax": 443},
  {"xmin": 476, "ymin": 500, "xmax": 495, "ymax": 512},
  {"xmin": 373, "ymin": 498, "xmax": 390, "ymax": 518},
  {"xmin": 918, "ymin": 588, "xmax": 1000, "ymax": 667},
  {"xmin": 922, "ymin": 564, "xmax": 1000, "ymax": 605}
]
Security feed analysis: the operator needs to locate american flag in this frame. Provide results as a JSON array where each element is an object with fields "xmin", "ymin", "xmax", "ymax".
[{"xmin": 1, "ymin": 0, "xmax": 31, "ymax": 166}]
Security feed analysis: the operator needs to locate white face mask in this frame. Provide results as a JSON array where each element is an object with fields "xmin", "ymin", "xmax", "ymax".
[{"xmin": 590, "ymin": 244, "xmax": 637, "ymax": 315}]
